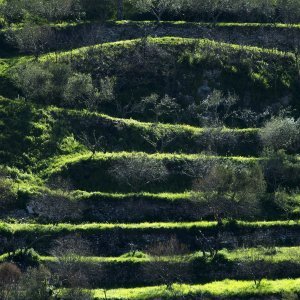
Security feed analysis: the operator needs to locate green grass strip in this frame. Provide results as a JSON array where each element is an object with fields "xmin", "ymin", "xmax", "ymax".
[
  {"xmin": 44, "ymin": 151, "xmax": 259, "ymax": 178},
  {"xmin": 1, "ymin": 220, "xmax": 300, "ymax": 234},
  {"xmin": 48, "ymin": 105, "xmax": 258, "ymax": 134},
  {"xmin": 113, "ymin": 20, "xmax": 300, "ymax": 29},
  {"xmin": 89, "ymin": 278, "xmax": 300, "ymax": 299},
  {"xmin": 42, "ymin": 37, "xmax": 293, "ymax": 62},
  {"xmin": 36, "ymin": 246, "xmax": 300, "ymax": 264}
]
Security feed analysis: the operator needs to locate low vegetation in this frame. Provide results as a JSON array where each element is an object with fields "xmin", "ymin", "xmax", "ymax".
[{"xmin": 0, "ymin": 0, "xmax": 299, "ymax": 299}]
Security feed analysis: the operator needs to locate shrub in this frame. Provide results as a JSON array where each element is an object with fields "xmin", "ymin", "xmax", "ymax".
[
  {"xmin": 28, "ymin": 191, "xmax": 84, "ymax": 223},
  {"xmin": 11, "ymin": 62, "xmax": 73, "ymax": 104},
  {"xmin": 0, "ymin": 173, "xmax": 18, "ymax": 211},
  {"xmin": 9, "ymin": 266, "xmax": 54, "ymax": 300},
  {"xmin": 6, "ymin": 23, "xmax": 55, "ymax": 57},
  {"xmin": 1, "ymin": 0, "xmax": 83, "ymax": 23},
  {"xmin": 63, "ymin": 73, "xmax": 100, "ymax": 110},
  {"xmin": 263, "ymin": 150, "xmax": 300, "ymax": 191},
  {"xmin": 129, "ymin": 0, "xmax": 184, "ymax": 22},
  {"xmin": 191, "ymin": 162, "xmax": 266, "ymax": 223},
  {"xmin": 8, "ymin": 248, "xmax": 41, "ymax": 270},
  {"xmin": 0, "ymin": 262, "xmax": 22, "ymax": 286},
  {"xmin": 260, "ymin": 117, "xmax": 300, "ymax": 153},
  {"xmin": 11, "ymin": 63, "xmax": 53, "ymax": 103},
  {"xmin": 109, "ymin": 155, "xmax": 169, "ymax": 192}
]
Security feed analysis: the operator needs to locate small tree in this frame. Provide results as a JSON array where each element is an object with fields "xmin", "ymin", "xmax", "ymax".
[
  {"xmin": 109, "ymin": 155, "xmax": 168, "ymax": 191},
  {"xmin": 129, "ymin": 0, "xmax": 183, "ymax": 22},
  {"xmin": 200, "ymin": 89, "xmax": 238, "ymax": 127},
  {"xmin": 32, "ymin": 0, "xmax": 83, "ymax": 22},
  {"xmin": 11, "ymin": 62, "xmax": 53, "ymax": 102},
  {"xmin": 260, "ymin": 117, "xmax": 300, "ymax": 153},
  {"xmin": 6, "ymin": 23, "xmax": 54, "ymax": 58},
  {"xmin": 0, "ymin": 174, "xmax": 17, "ymax": 211},
  {"xmin": 117, "ymin": 0, "xmax": 124, "ymax": 20},
  {"xmin": 1, "ymin": 0, "xmax": 83, "ymax": 23},
  {"xmin": 195, "ymin": 230, "xmax": 223, "ymax": 258},
  {"xmin": 199, "ymin": 128, "xmax": 238, "ymax": 155},
  {"xmin": 78, "ymin": 130, "xmax": 106, "ymax": 158},
  {"xmin": 144, "ymin": 236, "xmax": 189, "ymax": 291},
  {"xmin": 140, "ymin": 124, "xmax": 177, "ymax": 152},
  {"xmin": 203, "ymin": 0, "xmax": 231, "ymax": 23},
  {"xmin": 63, "ymin": 73, "xmax": 100, "ymax": 110},
  {"xmin": 191, "ymin": 162, "xmax": 266, "ymax": 223},
  {"xmin": 9, "ymin": 266, "xmax": 54, "ymax": 300},
  {"xmin": 11, "ymin": 61, "xmax": 72, "ymax": 103},
  {"xmin": 139, "ymin": 93, "xmax": 181, "ymax": 123},
  {"xmin": 1, "ymin": 0, "xmax": 26, "ymax": 24},
  {"xmin": 263, "ymin": 150, "xmax": 300, "ymax": 191},
  {"xmin": 238, "ymin": 249, "xmax": 272, "ymax": 288},
  {"xmin": 28, "ymin": 191, "xmax": 83, "ymax": 223},
  {"xmin": 98, "ymin": 76, "xmax": 116, "ymax": 103},
  {"xmin": 273, "ymin": 188, "xmax": 300, "ymax": 220},
  {"xmin": 50, "ymin": 234, "xmax": 94, "ymax": 289}
]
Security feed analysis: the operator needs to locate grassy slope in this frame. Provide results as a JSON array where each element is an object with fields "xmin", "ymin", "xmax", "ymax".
[{"xmin": 0, "ymin": 8, "xmax": 300, "ymax": 297}]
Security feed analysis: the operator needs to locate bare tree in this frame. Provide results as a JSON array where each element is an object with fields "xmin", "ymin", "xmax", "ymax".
[
  {"xmin": 78, "ymin": 130, "xmax": 106, "ymax": 158},
  {"xmin": 144, "ymin": 236, "xmax": 190, "ymax": 291},
  {"xmin": 140, "ymin": 124, "xmax": 177, "ymax": 152},
  {"xmin": 199, "ymin": 90, "xmax": 238, "ymax": 127},
  {"xmin": 129, "ymin": 0, "xmax": 183, "ymax": 22},
  {"xmin": 109, "ymin": 155, "xmax": 168, "ymax": 191},
  {"xmin": 191, "ymin": 162, "xmax": 266, "ymax": 223},
  {"xmin": 195, "ymin": 230, "xmax": 223, "ymax": 258},
  {"xmin": 146, "ymin": 236, "xmax": 188, "ymax": 256},
  {"xmin": 117, "ymin": 0, "xmax": 124, "ymax": 20},
  {"xmin": 237, "ymin": 249, "xmax": 272, "ymax": 288},
  {"xmin": 182, "ymin": 158, "xmax": 216, "ymax": 179},
  {"xmin": 50, "ymin": 234, "xmax": 94, "ymax": 289},
  {"xmin": 28, "ymin": 191, "xmax": 83, "ymax": 223}
]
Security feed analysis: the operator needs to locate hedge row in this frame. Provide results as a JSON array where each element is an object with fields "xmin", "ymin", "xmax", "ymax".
[
  {"xmin": 2, "ymin": 0, "xmax": 300, "ymax": 23},
  {"xmin": 1, "ymin": 21, "xmax": 300, "ymax": 58},
  {"xmin": 10, "ymin": 188, "xmax": 298, "ymax": 223},
  {"xmin": 40, "ymin": 254, "xmax": 300, "ymax": 288},
  {"xmin": 1, "ymin": 221, "xmax": 300, "ymax": 256},
  {"xmin": 44, "ymin": 151, "xmax": 300, "ymax": 193},
  {"xmin": 44, "ymin": 152, "xmax": 258, "ymax": 192}
]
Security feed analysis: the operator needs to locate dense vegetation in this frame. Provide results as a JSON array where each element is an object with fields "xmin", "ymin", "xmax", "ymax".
[{"xmin": 0, "ymin": 0, "xmax": 300, "ymax": 299}]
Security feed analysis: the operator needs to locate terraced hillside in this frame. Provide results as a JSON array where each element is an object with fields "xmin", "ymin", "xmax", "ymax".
[{"xmin": 0, "ymin": 1, "xmax": 300, "ymax": 299}]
